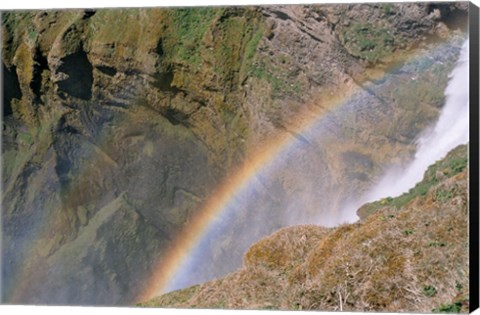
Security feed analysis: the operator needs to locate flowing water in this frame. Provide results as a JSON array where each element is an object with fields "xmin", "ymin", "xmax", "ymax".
[{"xmin": 341, "ymin": 39, "xmax": 469, "ymax": 222}]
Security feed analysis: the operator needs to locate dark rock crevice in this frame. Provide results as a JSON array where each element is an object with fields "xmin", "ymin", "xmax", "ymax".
[
  {"xmin": 269, "ymin": 10, "xmax": 292, "ymax": 21},
  {"xmin": 155, "ymin": 38, "xmax": 164, "ymax": 57},
  {"xmin": 96, "ymin": 65, "xmax": 117, "ymax": 76},
  {"xmin": 297, "ymin": 26, "xmax": 324, "ymax": 43},
  {"xmin": 153, "ymin": 70, "xmax": 178, "ymax": 92},
  {"xmin": 30, "ymin": 48, "xmax": 50, "ymax": 103},
  {"xmin": 83, "ymin": 9, "xmax": 96, "ymax": 20},
  {"xmin": 3, "ymin": 63, "xmax": 22, "ymax": 116},
  {"xmin": 161, "ymin": 107, "xmax": 191, "ymax": 126},
  {"xmin": 429, "ymin": 3, "xmax": 469, "ymax": 30},
  {"xmin": 57, "ymin": 49, "xmax": 93, "ymax": 100}
]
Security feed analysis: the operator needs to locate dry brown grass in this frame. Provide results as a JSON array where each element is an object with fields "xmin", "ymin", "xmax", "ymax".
[
  {"xmin": 141, "ymin": 146, "xmax": 469, "ymax": 313},
  {"xmin": 244, "ymin": 225, "xmax": 330, "ymax": 272}
]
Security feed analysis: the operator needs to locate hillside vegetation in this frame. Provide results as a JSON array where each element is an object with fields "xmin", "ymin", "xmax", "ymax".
[{"xmin": 142, "ymin": 145, "xmax": 469, "ymax": 313}]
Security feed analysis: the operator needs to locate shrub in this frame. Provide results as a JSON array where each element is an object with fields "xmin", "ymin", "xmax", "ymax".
[
  {"xmin": 341, "ymin": 23, "xmax": 395, "ymax": 62},
  {"xmin": 435, "ymin": 189, "xmax": 454, "ymax": 203},
  {"xmin": 428, "ymin": 241, "xmax": 446, "ymax": 248},
  {"xmin": 383, "ymin": 3, "xmax": 394, "ymax": 15},
  {"xmin": 422, "ymin": 285, "xmax": 437, "ymax": 297},
  {"xmin": 433, "ymin": 302, "xmax": 463, "ymax": 313}
]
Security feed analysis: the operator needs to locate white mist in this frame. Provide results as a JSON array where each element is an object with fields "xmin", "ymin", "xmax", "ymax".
[{"xmin": 341, "ymin": 39, "xmax": 470, "ymax": 223}]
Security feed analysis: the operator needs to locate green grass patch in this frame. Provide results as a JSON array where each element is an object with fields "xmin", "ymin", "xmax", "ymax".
[
  {"xmin": 18, "ymin": 131, "xmax": 34, "ymax": 146},
  {"xmin": 422, "ymin": 285, "xmax": 437, "ymax": 297},
  {"xmin": 456, "ymin": 283, "xmax": 463, "ymax": 291},
  {"xmin": 383, "ymin": 3, "xmax": 394, "ymax": 15},
  {"xmin": 250, "ymin": 64, "xmax": 281, "ymax": 92},
  {"xmin": 166, "ymin": 7, "xmax": 222, "ymax": 67},
  {"xmin": 386, "ymin": 145, "xmax": 467, "ymax": 209},
  {"xmin": 243, "ymin": 25, "xmax": 264, "ymax": 66},
  {"xmin": 138, "ymin": 285, "xmax": 202, "ymax": 307},
  {"xmin": 341, "ymin": 23, "xmax": 395, "ymax": 62},
  {"xmin": 432, "ymin": 302, "xmax": 463, "ymax": 313},
  {"xmin": 250, "ymin": 62, "xmax": 302, "ymax": 98},
  {"xmin": 27, "ymin": 29, "xmax": 37, "ymax": 42},
  {"xmin": 435, "ymin": 188, "xmax": 454, "ymax": 203},
  {"xmin": 239, "ymin": 23, "xmax": 264, "ymax": 79},
  {"xmin": 357, "ymin": 144, "xmax": 468, "ymax": 219}
]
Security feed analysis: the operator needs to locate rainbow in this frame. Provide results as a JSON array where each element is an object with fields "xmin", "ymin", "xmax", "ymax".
[
  {"xmin": 4, "ymin": 37, "xmax": 462, "ymax": 304},
  {"xmin": 137, "ymin": 37, "xmax": 467, "ymax": 302},
  {"xmin": 137, "ymin": 91, "xmax": 361, "ymax": 300},
  {"xmin": 137, "ymin": 114, "xmax": 320, "ymax": 301}
]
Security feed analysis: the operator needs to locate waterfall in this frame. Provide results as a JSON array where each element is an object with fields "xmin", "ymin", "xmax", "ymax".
[
  {"xmin": 341, "ymin": 39, "xmax": 470, "ymax": 223},
  {"xmin": 162, "ymin": 39, "xmax": 469, "ymax": 294}
]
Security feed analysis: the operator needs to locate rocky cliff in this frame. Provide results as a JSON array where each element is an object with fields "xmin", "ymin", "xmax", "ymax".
[{"xmin": 1, "ymin": 2, "xmax": 469, "ymax": 305}]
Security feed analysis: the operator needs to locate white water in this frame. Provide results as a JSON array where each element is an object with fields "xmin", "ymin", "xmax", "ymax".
[{"xmin": 341, "ymin": 39, "xmax": 470, "ymax": 223}]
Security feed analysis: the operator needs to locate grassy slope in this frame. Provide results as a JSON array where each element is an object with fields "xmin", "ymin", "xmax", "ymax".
[{"xmin": 140, "ymin": 144, "xmax": 469, "ymax": 313}]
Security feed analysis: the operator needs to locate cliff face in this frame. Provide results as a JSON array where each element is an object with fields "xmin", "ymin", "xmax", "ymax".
[
  {"xmin": 142, "ymin": 145, "xmax": 469, "ymax": 313},
  {"xmin": 1, "ymin": 3, "xmax": 469, "ymax": 305}
]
